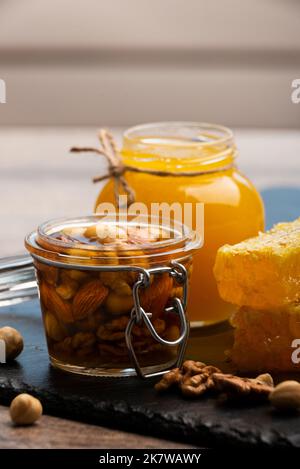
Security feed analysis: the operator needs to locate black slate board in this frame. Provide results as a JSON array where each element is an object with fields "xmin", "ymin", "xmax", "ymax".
[{"xmin": 0, "ymin": 300, "xmax": 300, "ymax": 449}]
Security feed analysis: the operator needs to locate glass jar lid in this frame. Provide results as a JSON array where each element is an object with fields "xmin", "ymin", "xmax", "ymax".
[{"xmin": 25, "ymin": 214, "xmax": 201, "ymax": 268}]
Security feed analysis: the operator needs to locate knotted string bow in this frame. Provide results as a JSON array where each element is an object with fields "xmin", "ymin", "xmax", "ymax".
[
  {"xmin": 71, "ymin": 128, "xmax": 234, "ymax": 208},
  {"xmin": 71, "ymin": 129, "xmax": 135, "ymax": 207}
]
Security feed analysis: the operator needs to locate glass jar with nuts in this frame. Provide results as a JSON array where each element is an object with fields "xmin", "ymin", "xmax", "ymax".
[{"xmin": 25, "ymin": 215, "xmax": 200, "ymax": 377}]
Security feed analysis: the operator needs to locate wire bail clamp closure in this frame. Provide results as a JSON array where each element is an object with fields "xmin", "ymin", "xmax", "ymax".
[{"xmin": 125, "ymin": 261, "xmax": 190, "ymax": 378}]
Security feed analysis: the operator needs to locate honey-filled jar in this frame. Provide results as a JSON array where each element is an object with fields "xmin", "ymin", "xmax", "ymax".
[
  {"xmin": 96, "ymin": 122, "xmax": 264, "ymax": 326},
  {"xmin": 25, "ymin": 214, "xmax": 200, "ymax": 377}
]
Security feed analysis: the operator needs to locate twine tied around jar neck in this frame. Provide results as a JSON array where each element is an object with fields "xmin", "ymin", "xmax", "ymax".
[
  {"xmin": 71, "ymin": 129, "xmax": 135, "ymax": 207},
  {"xmin": 70, "ymin": 128, "xmax": 235, "ymax": 208}
]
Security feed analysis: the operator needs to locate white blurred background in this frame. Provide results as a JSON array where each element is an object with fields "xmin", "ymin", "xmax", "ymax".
[
  {"xmin": 0, "ymin": 0, "xmax": 299, "ymax": 255},
  {"xmin": 0, "ymin": 0, "xmax": 300, "ymax": 127}
]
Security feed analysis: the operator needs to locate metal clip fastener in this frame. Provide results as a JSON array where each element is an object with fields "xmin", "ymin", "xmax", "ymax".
[{"xmin": 125, "ymin": 261, "xmax": 190, "ymax": 378}]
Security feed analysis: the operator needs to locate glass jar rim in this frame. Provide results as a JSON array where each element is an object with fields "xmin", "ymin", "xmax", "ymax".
[
  {"xmin": 25, "ymin": 214, "xmax": 201, "ymax": 268},
  {"xmin": 123, "ymin": 121, "xmax": 234, "ymax": 150},
  {"xmin": 123, "ymin": 122, "xmax": 236, "ymax": 172}
]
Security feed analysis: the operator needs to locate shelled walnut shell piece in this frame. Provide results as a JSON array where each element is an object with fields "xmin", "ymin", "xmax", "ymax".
[
  {"xmin": 155, "ymin": 360, "xmax": 275, "ymax": 404},
  {"xmin": 71, "ymin": 332, "xmax": 96, "ymax": 350},
  {"xmin": 97, "ymin": 315, "xmax": 128, "ymax": 341},
  {"xmin": 181, "ymin": 373, "xmax": 215, "ymax": 397},
  {"xmin": 180, "ymin": 363, "xmax": 221, "ymax": 397},
  {"xmin": 212, "ymin": 373, "xmax": 274, "ymax": 401},
  {"xmin": 154, "ymin": 368, "xmax": 182, "ymax": 392},
  {"xmin": 77, "ymin": 311, "xmax": 103, "ymax": 332}
]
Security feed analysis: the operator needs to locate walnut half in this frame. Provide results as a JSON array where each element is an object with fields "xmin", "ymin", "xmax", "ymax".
[
  {"xmin": 155, "ymin": 360, "xmax": 221, "ymax": 397},
  {"xmin": 155, "ymin": 360, "xmax": 274, "ymax": 403},
  {"xmin": 212, "ymin": 373, "xmax": 274, "ymax": 402}
]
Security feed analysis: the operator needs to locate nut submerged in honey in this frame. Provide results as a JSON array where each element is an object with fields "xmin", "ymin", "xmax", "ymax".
[{"xmin": 26, "ymin": 216, "xmax": 199, "ymax": 376}]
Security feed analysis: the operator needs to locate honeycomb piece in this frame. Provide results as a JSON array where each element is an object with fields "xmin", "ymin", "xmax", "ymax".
[
  {"xmin": 214, "ymin": 218, "xmax": 300, "ymax": 309},
  {"xmin": 228, "ymin": 303, "xmax": 300, "ymax": 373}
]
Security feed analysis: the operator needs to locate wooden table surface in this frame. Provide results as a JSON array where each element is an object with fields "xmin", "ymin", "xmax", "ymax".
[
  {"xmin": 0, "ymin": 406, "xmax": 194, "ymax": 449},
  {"xmin": 0, "ymin": 126, "xmax": 299, "ymax": 448}
]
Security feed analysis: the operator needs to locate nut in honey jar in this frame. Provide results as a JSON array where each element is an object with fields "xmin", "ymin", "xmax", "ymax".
[{"xmin": 25, "ymin": 215, "xmax": 200, "ymax": 377}]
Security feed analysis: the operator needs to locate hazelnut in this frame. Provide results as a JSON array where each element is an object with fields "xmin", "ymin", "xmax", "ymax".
[
  {"xmin": 104, "ymin": 292, "xmax": 134, "ymax": 315},
  {"xmin": 269, "ymin": 380, "xmax": 300, "ymax": 411},
  {"xmin": 67, "ymin": 269, "xmax": 89, "ymax": 282},
  {"xmin": 56, "ymin": 279, "xmax": 78, "ymax": 300},
  {"xmin": 0, "ymin": 326, "xmax": 23, "ymax": 361},
  {"xmin": 110, "ymin": 279, "xmax": 132, "ymax": 296},
  {"xmin": 10, "ymin": 394, "xmax": 43, "ymax": 425},
  {"xmin": 99, "ymin": 270, "xmax": 135, "ymax": 287},
  {"xmin": 44, "ymin": 312, "xmax": 67, "ymax": 342}
]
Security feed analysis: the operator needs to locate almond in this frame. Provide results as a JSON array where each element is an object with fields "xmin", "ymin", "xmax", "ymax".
[
  {"xmin": 40, "ymin": 282, "xmax": 74, "ymax": 323},
  {"xmin": 141, "ymin": 273, "xmax": 173, "ymax": 319},
  {"xmin": 72, "ymin": 279, "xmax": 108, "ymax": 320}
]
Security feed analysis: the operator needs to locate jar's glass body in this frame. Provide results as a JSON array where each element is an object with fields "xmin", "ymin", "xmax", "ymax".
[
  {"xmin": 96, "ymin": 123, "xmax": 264, "ymax": 326},
  {"xmin": 25, "ymin": 215, "xmax": 199, "ymax": 376}
]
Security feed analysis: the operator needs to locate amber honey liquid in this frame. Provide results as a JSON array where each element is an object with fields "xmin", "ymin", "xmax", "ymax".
[{"xmin": 96, "ymin": 132, "xmax": 264, "ymax": 326}]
